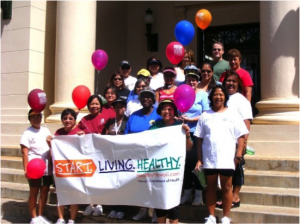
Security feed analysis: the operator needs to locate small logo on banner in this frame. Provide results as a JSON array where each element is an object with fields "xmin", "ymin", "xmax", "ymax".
[{"xmin": 55, "ymin": 159, "xmax": 97, "ymax": 178}]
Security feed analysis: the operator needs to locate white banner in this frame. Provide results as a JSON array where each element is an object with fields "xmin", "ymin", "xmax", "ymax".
[{"xmin": 51, "ymin": 125, "xmax": 186, "ymax": 209}]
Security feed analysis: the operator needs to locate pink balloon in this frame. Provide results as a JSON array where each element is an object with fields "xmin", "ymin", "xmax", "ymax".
[
  {"xmin": 91, "ymin": 49, "xmax": 108, "ymax": 71},
  {"xmin": 27, "ymin": 89, "xmax": 47, "ymax": 112},
  {"xmin": 166, "ymin": 41, "xmax": 185, "ymax": 65},
  {"xmin": 27, "ymin": 158, "xmax": 46, "ymax": 179},
  {"xmin": 173, "ymin": 84, "xmax": 196, "ymax": 113}
]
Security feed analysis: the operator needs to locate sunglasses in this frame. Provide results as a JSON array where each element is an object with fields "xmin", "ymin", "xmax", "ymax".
[
  {"xmin": 213, "ymin": 48, "xmax": 222, "ymax": 52},
  {"xmin": 121, "ymin": 66, "xmax": 130, "ymax": 70},
  {"xmin": 201, "ymin": 70, "xmax": 212, "ymax": 73},
  {"xmin": 113, "ymin": 78, "xmax": 122, "ymax": 81},
  {"xmin": 164, "ymin": 74, "xmax": 176, "ymax": 78}
]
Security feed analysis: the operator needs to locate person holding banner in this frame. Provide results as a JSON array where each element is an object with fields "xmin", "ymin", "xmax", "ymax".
[
  {"xmin": 150, "ymin": 99, "xmax": 192, "ymax": 224},
  {"xmin": 194, "ymin": 85, "xmax": 248, "ymax": 224},
  {"xmin": 77, "ymin": 94, "xmax": 109, "ymax": 216},
  {"xmin": 155, "ymin": 67, "xmax": 177, "ymax": 103},
  {"xmin": 20, "ymin": 109, "xmax": 53, "ymax": 224},
  {"xmin": 178, "ymin": 71, "xmax": 210, "ymax": 207},
  {"xmin": 46, "ymin": 108, "xmax": 81, "ymax": 224},
  {"xmin": 125, "ymin": 86, "xmax": 162, "ymax": 222},
  {"xmin": 101, "ymin": 86, "xmax": 117, "ymax": 120}
]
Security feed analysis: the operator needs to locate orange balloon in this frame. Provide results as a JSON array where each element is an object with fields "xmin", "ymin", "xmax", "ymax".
[{"xmin": 195, "ymin": 9, "xmax": 212, "ymax": 30}]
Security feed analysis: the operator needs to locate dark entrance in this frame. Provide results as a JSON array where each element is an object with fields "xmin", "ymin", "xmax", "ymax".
[{"xmin": 197, "ymin": 23, "xmax": 260, "ymax": 116}]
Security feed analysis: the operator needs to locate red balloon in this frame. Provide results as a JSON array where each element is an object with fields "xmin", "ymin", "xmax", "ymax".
[
  {"xmin": 27, "ymin": 89, "xmax": 47, "ymax": 112},
  {"xmin": 72, "ymin": 85, "xmax": 91, "ymax": 110},
  {"xmin": 173, "ymin": 84, "xmax": 196, "ymax": 113},
  {"xmin": 27, "ymin": 158, "xmax": 46, "ymax": 179},
  {"xmin": 166, "ymin": 41, "xmax": 185, "ymax": 65}
]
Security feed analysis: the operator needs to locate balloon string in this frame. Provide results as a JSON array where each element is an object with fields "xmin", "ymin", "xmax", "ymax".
[
  {"xmin": 95, "ymin": 70, "xmax": 100, "ymax": 95},
  {"xmin": 202, "ymin": 29, "xmax": 205, "ymax": 62}
]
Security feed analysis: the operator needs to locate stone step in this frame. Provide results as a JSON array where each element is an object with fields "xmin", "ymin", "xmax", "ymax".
[
  {"xmin": 1, "ymin": 156, "xmax": 23, "ymax": 169},
  {"xmin": 244, "ymin": 170, "xmax": 299, "ymax": 188},
  {"xmin": 1, "ymin": 168, "xmax": 28, "ymax": 184},
  {"xmin": 244, "ymin": 155, "xmax": 299, "ymax": 172},
  {"xmin": 1, "ymin": 197, "xmax": 299, "ymax": 223},
  {"xmin": 1, "ymin": 146, "xmax": 22, "ymax": 157},
  {"xmin": 240, "ymin": 186, "xmax": 299, "ymax": 208}
]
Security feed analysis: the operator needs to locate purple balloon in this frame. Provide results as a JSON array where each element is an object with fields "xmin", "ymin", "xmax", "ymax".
[
  {"xmin": 91, "ymin": 49, "xmax": 108, "ymax": 71},
  {"xmin": 173, "ymin": 84, "xmax": 196, "ymax": 113}
]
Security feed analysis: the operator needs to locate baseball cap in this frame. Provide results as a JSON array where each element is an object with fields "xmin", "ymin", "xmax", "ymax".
[
  {"xmin": 184, "ymin": 65, "xmax": 198, "ymax": 71},
  {"xmin": 120, "ymin": 60, "xmax": 131, "ymax": 67},
  {"xmin": 112, "ymin": 98, "xmax": 127, "ymax": 107},
  {"xmin": 139, "ymin": 86, "xmax": 156, "ymax": 103},
  {"xmin": 148, "ymin": 59, "xmax": 160, "ymax": 65},
  {"xmin": 163, "ymin": 68, "xmax": 176, "ymax": 76},
  {"xmin": 137, "ymin": 69, "xmax": 152, "ymax": 78},
  {"xmin": 186, "ymin": 72, "xmax": 200, "ymax": 80}
]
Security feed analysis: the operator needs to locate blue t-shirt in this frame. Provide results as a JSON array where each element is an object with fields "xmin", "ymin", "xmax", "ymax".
[
  {"xmin": 126, "ymin": 90, "xmax": 138, "ymax": 103},
  {"xmin": 124, "ymin": 107, "xmax": 162, "ymax": 134},
  {"xmin": 181, "ymin": 91, "xmax": 210, "ymax": 132}
]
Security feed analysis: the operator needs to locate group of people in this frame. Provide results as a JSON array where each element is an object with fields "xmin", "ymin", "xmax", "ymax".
[{"xmin": 21, "ymin": 42, "xmax": 253, "ymax": 224}]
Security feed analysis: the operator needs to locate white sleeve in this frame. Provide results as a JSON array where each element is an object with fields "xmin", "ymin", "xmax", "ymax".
[
  {"xmin": 232, "ymin": 111, "xmax": 249, "ymax": 138},
  {"xmin": 20, "ymin": 131, "xmax": 29, "ymax": 148},
  {"xmin": 194, "ymin": 115, "xmax": 204, "ymax": 138},
  {"xmin": 238, "ymin": 98, "xmax": 253, "ymax": 120}
]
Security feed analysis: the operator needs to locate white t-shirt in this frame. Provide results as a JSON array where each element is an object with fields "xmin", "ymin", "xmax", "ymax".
[
  {"xmin": 174, "ymin": 67, "xmax": 185, "ymax": 86},
  {"xmin": 20, "ymin": 126, "xmax": 53, "ymax": 175},
  {"xmin": 227, "ymin": 93, "xmax": 253, "ymax": 120},
  {"xmin": 194, "ymin": 108, "xmax": 249, "ymax": 169},
  {"xmin": 124, "ymin": 76, "xmax": 137, "ymax": 91},
  {"xmin": 149, "ymin": 72, "xmax": 164, "ymax": 91},
  {"xmin": 125, "ymin": 98, "xmax": 158, "ymax": 116}
]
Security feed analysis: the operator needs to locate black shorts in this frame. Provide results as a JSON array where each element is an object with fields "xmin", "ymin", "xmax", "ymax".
[
  {"xmin": 232, "ymin": 157, "xmax": 245, "ymax": 186},
  {"xmin": 155, "ymin": 206, "xmax": 179, "ymax": 220},
  {"xmin": 205, "ymin": 169, "xmax": 234, "ymax": 177},
  {"xmin": 28, "ymin": 175, "xmax": 53, "ymax": 187}
]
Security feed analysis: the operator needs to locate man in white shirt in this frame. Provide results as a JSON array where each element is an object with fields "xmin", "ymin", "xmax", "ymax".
[{"xmin": 120, "ymin": 60, "xmax": 137, "ymax": 91}]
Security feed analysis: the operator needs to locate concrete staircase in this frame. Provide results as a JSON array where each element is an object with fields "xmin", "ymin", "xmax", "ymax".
[{"xmin": 1, "ymin": 125, "xmax": 300, "ymax": 223}]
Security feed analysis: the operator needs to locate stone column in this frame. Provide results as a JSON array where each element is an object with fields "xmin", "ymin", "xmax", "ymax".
[
  {"xmin": 253, "ymin": 1, "xmax": 299, "ymax": 124},
  {"xmin": 46, "ymin": 1, "xmax": 97, "ymax": 123}
]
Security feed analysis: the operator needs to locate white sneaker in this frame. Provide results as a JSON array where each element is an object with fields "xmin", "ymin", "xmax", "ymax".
[
  {"xmin": 38, "ymin": 216, "xmax": 53, "ymax": 224},
  {"xmin": 116, "ymin": 212, "xmax": 124, "ymax": 219},
  {"xmin": 30, "ymin": 217, "xmax": 41, "ymax": 224},
  {"xmin": 192, "ymin": 190, "xmax": 203, "ymax": 206},
  {"xmin": 55, "ymin": 219, "xmax": 65, "ymax": 224},
  {"xmin": 83, "ymin": 205, "xmax": 94, "ymax": 216},
  {"xmin": 92, "ymin": 205, "xmax": 103, "ymax": 217},
  {"xmin": 132, "ymin": 208, "xmax": 148, "ymax": 221},
  {"xmin": 67, "ymin": 220, "xmax": 74, "ymax": 224},
  {"xmin": 204, "ymin": 215, "xmax": 216, "ymax": 224},
  {"xmin": 107, "ymin": 210, "xmax": 117, "ymax": 218},
  {"xmin": 180, "ymin": 189, "xmax": 192, "ymax": 204},
  {"xmin": 221, "ymin": 216, "xmax": 231, "ymax": 224},
  {"xmin": 151, "ymin": 210, "xmax": 157, "ymax": 223}
]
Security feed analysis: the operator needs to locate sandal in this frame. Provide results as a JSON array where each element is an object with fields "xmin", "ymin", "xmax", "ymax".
[
  {"xmin": 231, "ymin": 200, "xmax": 240, "ymax": 208},
  {"xmin": 216, "ymin": 200, "xmax": 222, "ymax": 208}
]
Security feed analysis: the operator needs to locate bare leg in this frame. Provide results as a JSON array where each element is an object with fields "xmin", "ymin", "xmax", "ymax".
[
  {"xmin": 220, "ymin": 175, "xmax": 233, "ymax": 217},
  {"xmin": 169, "ymin": 218, "xmax": 179, "ymax": 223},
  {"xmin": 38, "ymin": 185, "xmax": 50, "ymax": 216},
  {"xmin": 29, "ymin": 187, "xmax": 40, "ymax": 218},
  {"xmin": 232, "ymin": 185, "xmax": 241, "ymax": 202},
  {"xmin": 157, "ymin": 216, "xmax": 167, "ymax": 223},
  {"xmin": 57, "ymin": 205, "xmax": 65, "ymax": 219},
  {"xmin": 205, "ymin": 174, "xmax": 218, "ymax": 216},
  {"xmin": 70, "ymin": 204, "xmax": 79, "ymax": 221}
]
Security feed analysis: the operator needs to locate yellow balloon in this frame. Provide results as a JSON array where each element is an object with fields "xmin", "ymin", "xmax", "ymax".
[{"xmin": 195, "ymin": 9, "xmax": 212, "ymax": 30}]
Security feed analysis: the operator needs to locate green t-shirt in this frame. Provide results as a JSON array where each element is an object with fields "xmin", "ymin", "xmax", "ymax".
[
  {"xmin": 212, "ymin": 59, "xmax": 230, "ymax": 81},
  {"xmin": 149, "ymin": 119, "xmax": 182, "ymax": 130}
]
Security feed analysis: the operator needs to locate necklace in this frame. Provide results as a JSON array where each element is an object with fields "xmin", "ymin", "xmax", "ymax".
[{"xmin": 114, "ymin": 117, "xmax": 123, "ymax": 135}]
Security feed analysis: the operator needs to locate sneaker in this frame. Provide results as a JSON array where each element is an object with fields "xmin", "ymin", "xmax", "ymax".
[
  {"xmin": 55, "ymin": 219, "xmax": 65, "ymax": 224},
  {"xmin": 151, "ymin": 210, "xmax": 157, "ymax": 223},
  {"xmin": 67, "ymin": 220, "xmax": 74, "ymax": 224},
  {"xmin": 30, "ymin": 217, "xmax": 41, "ymax": 224},
  {"xmin": 221, "ymin": 216, "xmax": 231, "ymax": 224},
  {"xmin": 107, "ymin": 210, "xmax": 117, "ymax": 219},
  {"xmin": 180, "ymin": 189, "xmax": 192, "ymax": 204},
  {"xmin": 92, "ymin": 205, "xmax": 103, "ymax": 217},
  {"xmin": 116, "ymin": 212, "xmax": 124, "ymax": 220},
  {"xmin": 132, "ymin": 208, "xmax": 148, "ymax": 221},
  {"xmin": 204, "ymin": 215, "xmax": 216, "ymax": 224},
  {"xmin": 192, "ymin": 190, "xmax": 203, "ymax": 206},
  {"xmin": 38, "ymin": 216, "xmax": 53, "ymax": 224},
  {"xmin": 83, "ymin": 205, "xmax": 94, "ymax": 216}
]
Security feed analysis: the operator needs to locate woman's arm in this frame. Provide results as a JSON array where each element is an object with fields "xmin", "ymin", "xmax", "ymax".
[
  {"xmin": 235, "ymin": 135, "xmax": 246, "ymax": 165},
  {"xmin": 20, "ymin": 145, "xmax": 30, "ymax": 179},
  {"xmin": 182, "ymin": 124, "xmax": 192, "ymax": 151},
  {"xmin": 244, "ymin": 119, "xmax": 251, "ymax": 142},
  {"xmin": 155, "ymin": 89, "xmax": 160, "ymax": 103},
  {"xmin": 244, "ymin": 86, "xmax": 252, "ymax": 102},
  {"xmin": 195, "ymin": 138, "xmax": 203, "ymax": 170}
]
